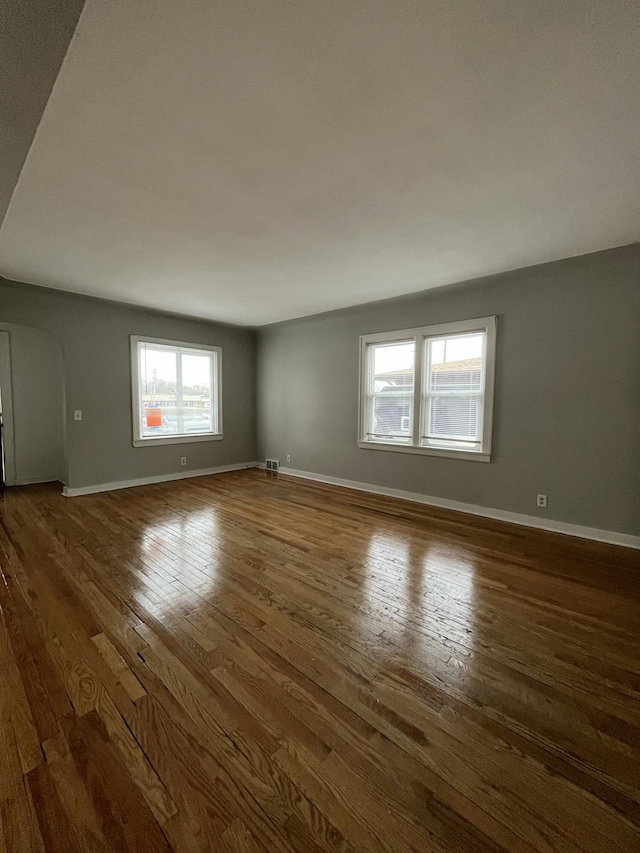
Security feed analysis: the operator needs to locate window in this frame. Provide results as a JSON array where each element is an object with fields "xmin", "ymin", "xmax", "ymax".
[
  {"xmin": 359, "ymin": 317, "xmax": 496, "ymax": 461},
  {"xmin": 130, "ymin": 336, "xmax": 222, "ymax": 447}
]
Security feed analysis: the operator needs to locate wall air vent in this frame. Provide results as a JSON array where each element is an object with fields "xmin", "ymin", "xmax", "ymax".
[{"xmin": 265, "ymin": 459, "xmax": 280, "ymax": 472}]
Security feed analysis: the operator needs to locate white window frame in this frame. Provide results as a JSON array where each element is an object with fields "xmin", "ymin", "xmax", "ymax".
[
  {"xmin": 130, "ymin": 336, "xmax": 223, "ymax": 447},
  {"xmin": 358, "ymin": 317, "xmax": 496, "ymax": 462}
]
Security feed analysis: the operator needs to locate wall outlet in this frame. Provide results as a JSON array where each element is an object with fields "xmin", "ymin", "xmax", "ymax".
[
  {"xmin": 74, "ymin": 410, "xmax": 83, "ymax": 421},
  {"xmin": 286, "ymin": 455, "xmax": 291, "ymax": 462},
  {"xmin": 537, "ymin": 494, "xmax": 548, "ymax": 508},
  {"xmin": 180, "ymin": 456, "xmax": 187, "ymax": 466}
]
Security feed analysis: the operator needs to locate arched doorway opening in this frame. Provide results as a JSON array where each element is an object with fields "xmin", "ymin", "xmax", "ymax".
[{"xmin": 0, "ymin": 323, "xmax": 66, "ymax": 487}]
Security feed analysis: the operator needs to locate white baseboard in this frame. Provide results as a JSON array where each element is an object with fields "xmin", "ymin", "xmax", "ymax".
[
  {"xmin": 275, "ymin": 466, "xmax": 640, "ymax": 550},
  {"xmin": 63, "ymin": 462, "xmax": 259, "ymax": 497}
]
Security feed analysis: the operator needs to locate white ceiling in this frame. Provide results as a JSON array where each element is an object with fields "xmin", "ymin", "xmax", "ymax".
[{"xmin": 1, "ymin": 0, "xmax": 639, "ymax": 326}]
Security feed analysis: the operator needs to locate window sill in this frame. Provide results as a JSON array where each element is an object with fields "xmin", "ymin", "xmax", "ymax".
[
  {"xmin": 357, "ymin": 440, "xmax": 490, "ymax": 463},
  {"xmin": 133, "ymin": 433, "xmax": 223, "ymax": 448}
]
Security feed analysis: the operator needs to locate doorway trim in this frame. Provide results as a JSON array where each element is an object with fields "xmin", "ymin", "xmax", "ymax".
[{"xmin": 0, "ymin": 331, "xmax": 17, "ymax": 486}]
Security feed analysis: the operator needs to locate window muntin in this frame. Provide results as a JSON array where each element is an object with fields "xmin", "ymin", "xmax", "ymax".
[
  {"xmin": 131, "ymin": 337, "xmax": 222, "ymax": 446},
  {"xmin": 359, "ymin": 318, "xmax": 496, "ymax": 461}
]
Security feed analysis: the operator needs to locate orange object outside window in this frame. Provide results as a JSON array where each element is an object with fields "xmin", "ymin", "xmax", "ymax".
[{"xmin": 145, "ymin": 407, "xmax": 162, "ymax": 427}]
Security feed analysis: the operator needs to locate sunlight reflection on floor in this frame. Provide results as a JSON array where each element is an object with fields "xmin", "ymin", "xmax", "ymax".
[
  {"xmin": 364, "ymin": 532, "xmax": 478, "ymax": 679},
  {"xmin": 137, "ymin": 507, "xmax": 222, "ymax": 612}
]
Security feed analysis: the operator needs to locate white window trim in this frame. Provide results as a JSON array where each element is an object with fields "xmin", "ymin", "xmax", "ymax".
[
  {"xmin": 130, "ymin": 335, "xmax": 223, "ymax": 447},
  {"xmin": 358, "ymin": 316, "xmax": 496, "ymax": 462}
]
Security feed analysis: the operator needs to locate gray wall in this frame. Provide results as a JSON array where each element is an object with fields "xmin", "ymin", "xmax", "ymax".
[
  {"xmin": 1, "ymin": 0, "xmax": 85, "ymax": 225},
  {"xmin": 0, "ymin": 323, "xmax": 66, "ymax": 484},
  {"xmin": 0, "ymin": 278, "xmax": 256, "ymax": 490},
  {"xmin": 257, "ymin": 244, "xmax": 640, "ymax": 536}
]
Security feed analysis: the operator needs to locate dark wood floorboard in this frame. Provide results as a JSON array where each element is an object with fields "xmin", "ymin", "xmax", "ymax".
[{"xmin": 1, "ymin": 469, "xmax": 639, "ymax": 852}]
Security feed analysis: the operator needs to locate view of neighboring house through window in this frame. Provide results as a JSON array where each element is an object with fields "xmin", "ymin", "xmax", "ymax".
[
  {"xmin": 130, "ymin": 336, "xmax": 222, "ymax": 446},
  {"xmin": 359, "ymin": 317, "xmax": 496, "ymax": 460}
]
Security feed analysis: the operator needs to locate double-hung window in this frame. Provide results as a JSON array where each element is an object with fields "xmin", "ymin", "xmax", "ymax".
[
  {"xmin": 131, "ymin": 336, "xmax": 222, "ymax": 447},
  {"xmin": 359, "ymin": 317, "xmax": 496, "ymax": 461}
]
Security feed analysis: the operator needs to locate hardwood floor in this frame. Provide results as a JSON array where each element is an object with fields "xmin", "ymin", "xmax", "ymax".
[{"xmin": 1, "ymin": 469, "xmax": 639, "ymax": 852}]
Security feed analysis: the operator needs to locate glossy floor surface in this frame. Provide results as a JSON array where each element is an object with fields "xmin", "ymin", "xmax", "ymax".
[{"xmin": 1, "ymin": 470, "xmax": 639, "ymax": 852}]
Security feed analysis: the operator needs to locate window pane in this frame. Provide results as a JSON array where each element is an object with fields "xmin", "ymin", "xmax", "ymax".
[
  {"xmin": 371, "ymin": 396, "xmax": 413, "ymax": 442},
  {"xmin": 428, "ymin": 333, "xmax": 483, "ymax": 392},
  {"xmin": 372, "ymin": 341, "xmax": 414, "ymax": 392},
  {"xmin": 427, "ymin": 395, "xmax": 481, "ymax": 442},
  {"xmin": 181, "ymin": 352, "xmax": 214, "ymax": 431},
  {"xmin": 365, "ymin": 340, "xmax": 414, "ymax": 442},
  {"xmin": 140, "ymin": 346, "xmax": 178, "ymax": 437}
]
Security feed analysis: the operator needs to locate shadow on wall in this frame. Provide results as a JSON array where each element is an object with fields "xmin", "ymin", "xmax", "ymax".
[{"xmin": 0, "ymin": 323, "xmax": 67, "ymax": 486}]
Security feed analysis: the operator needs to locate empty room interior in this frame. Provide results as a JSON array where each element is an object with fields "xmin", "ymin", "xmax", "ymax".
[{"xmin": 1, "ymin": 2, "xmax": 640, "ymax": 851}]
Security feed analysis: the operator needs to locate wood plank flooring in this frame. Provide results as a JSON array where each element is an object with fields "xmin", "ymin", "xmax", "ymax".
[{"xmin": 1, "ymin": 469, "xmax": 639, "ymax": 852}]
